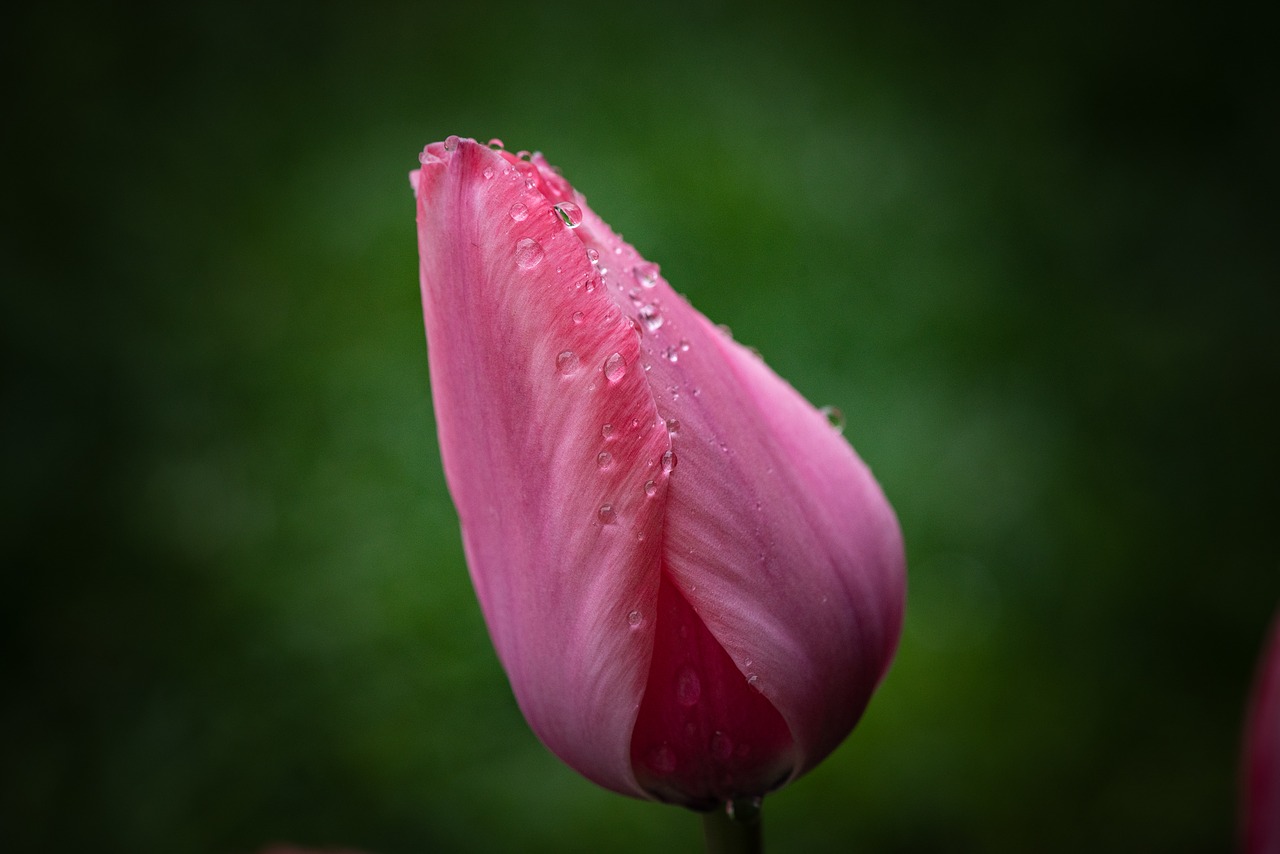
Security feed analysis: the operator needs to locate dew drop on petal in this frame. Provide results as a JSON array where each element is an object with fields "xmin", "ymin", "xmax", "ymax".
[
  {"xmin": 639, "ymin": 304, "xmax": 663, "ymax": 332},
  {"xmin": 603, "ymin": 352, "xmax": 626, "ymax": 383},
  {"xmin": 663, "ymin": 346, "xmax": 679, "ymax": 363},
  {"xmin": 634, "ymin": 262, "xmax": 660, "ymax": 288},
  {"xmin": 820, "ymin": 405, "xmax": 846, "ymax": 433},
  {"xmin": 717, "ymin": 323, "xmax": 734, "ymax": 339},
  {"xmin": 587, "ymin": 247, "xmax": 600, "ymax": 265},
  {"xmin": 487, "ymin": 138, "xmax": 505, "ymax": 149},
  {"xmin": 661, "ymin": 450, "xmax": 677, "ymax": 474},
  {"xmin": 601, "ymin": 423, "xmax": 614, "ymax": 441},
  {"xmin": 627, "ymin": 609, "xmax": 643, "ymax": 628},
  {"xmin": 509, "ymin": 203, "xmax": 529, "ymax": 222},
  {"xmin": 553, "ymin": 201, "xmax": 583, "ymax": 228},
  {"xmin": 665, "ymin": 418, "xmax": 680, "ymax": 435},
  {"xmin": 746, "ymin": 674, "xmax": 760, "ymax": 688},
  {"xmin": 679, "ymin": 339, "xmax": 691, "ymax": 352},
  {"xmin": 598, "ymin": 503, "xmax": 617, "ymax": 524},
  {"xmin": 556, "ymin": 350, "xmax": 580, "ymax": 375},
  {"xmin": 597, "ymin": 451, "xmax": 613, "ymax": 470},
  {"xmin": 572, "ymin": 310, "xmax": 584, "ymax": 325},
  {"xmin": 482, "ymin": 166, "xmax": 494, "ymax": 180},
  {"xmin": 675, "ymin": 666, "xmax": 702, "ymax": 706},
  {"xmin": 515, "ymin": 237, "xmax": 544, "ymax": 269},
  {"xmin": 443, "ymin": 134, "xmax": 460, "ymax": 152},
  {"xmin": 643, "ymin": 479, "xmax": 657, "ymax": 497}
]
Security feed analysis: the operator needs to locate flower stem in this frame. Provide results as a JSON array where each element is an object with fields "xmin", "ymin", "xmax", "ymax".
[{"xmin": 701, "ymin": 798, "xmax": 763, "ymax": 854}]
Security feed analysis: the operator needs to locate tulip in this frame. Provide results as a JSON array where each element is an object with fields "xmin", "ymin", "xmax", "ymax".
[
  {"xmin": 412, "ymin": 136, "xmax": 906, "ymax": 813},
  {"xmin": 1243, "ymin": 609, "xmax": 1280, "ymax": 854}
]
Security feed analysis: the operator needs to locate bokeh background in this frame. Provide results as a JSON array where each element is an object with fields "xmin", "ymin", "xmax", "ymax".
[{"xmin": 6, "ymin": 2, "xmax": 1277, "ymax": 852}]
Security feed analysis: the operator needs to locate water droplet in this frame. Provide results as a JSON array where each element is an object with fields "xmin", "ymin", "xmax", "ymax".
[
  {"xmin": 443, "ymin": 135, "xmax": 460, "ymax": 152},
  {"xmin": 663, "ymin": 346, "xmax": 679, "ymax": 363},
  {"xmin": 627, "ymin": 609, "xmax": 643, "ymax": 628},
  {"xmin": 556, "ymin": 350, "xmax": 580, "ymax": 375},
  {"xmin": 726, "ymin": 796, "xmax": 762, "ymax": 819},
  {"xmin": 820, "ymin": 405, "xmax": 846, "ymax": 434},
  {"xmin": 603, "ymin": 352, "xmax": 626, "ymax": 383},
  {"xmin": 509, "ymin": 203, "xmax": 529, "ymax": 222},
  {"xmin": 643, "ymin": 479, "xmax": 657, "ymax": 497},
  {"xmin": 638, "ymin": 304, "xmax": 663, "ymax": 332},
  {"xmin": 601, "ymin": 423, "xmax": 614, "ymax": 440},
  {"xmin": 647, "ymin": 745, "xmax": 676, "ymax": 774},
  {"xmin": 679, "ymin": 339, "xmax": 691, "ymax": 352},
  {"xmin": 597, "ymin": 451, "xmax": 613, "ymax": 470},
  {"xmin": 668, "ymin": 385, "xmax": 680, "ymax": 402},
  {"xmin": 482, "ymin": 166, "xmax": 494, "ymax": 180},
  {"xmin": 711, "ymin": 731, "xmax": 734, "ymax": 761},
  {"xmin": 717, "ymin": 323, "xmax": 734, "ymax": 339},
  {"xmin": 746, "ymin": 674, "xmax": 760, "ymax": 688},
  {"xmin": 634, "ymin": 262, "xmax": 660, "ymax": 288},
  {"xmin": 675, "ymin": 666, "xmax": 702, "ymax": 706},
  {"xmin": 553, "ymin": 201, "xmax": 583, "ymax": 228},
  {"xmin": 661, "ymin": 450, "xmax": 677, "ymax": 474},
  {"xmin": 598, "ymin": 503, "xmax": 617, "ymax": 524},
  {"xmin": 516, "ymin": 149, "xmax": 532, "ymax": 161},
  {"xmin": 587, "ymin": 248, "xmax": 600, "ymax": 265},
  {"xmin": 665, "ymin": 418, "xmax": 680, "ymax": 435},
  {"xmin": 572, "ymin": 310, "xmax": 584, "ymax": 325},
  {"xmin": 418, "ymin": 148, "xmax": 441, "ymax": 165},
  {"xmin": 515, "ymin": 237, "xmax": 544, "ymax": 269}
]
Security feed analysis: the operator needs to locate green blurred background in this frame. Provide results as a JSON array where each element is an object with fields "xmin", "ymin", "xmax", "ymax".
[{"xmin": 6, "ymin": 2, "xmax": 1277, "ymax": 852}]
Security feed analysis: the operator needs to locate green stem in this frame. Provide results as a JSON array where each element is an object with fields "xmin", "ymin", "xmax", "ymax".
[{"xmin": 701, "ymin": 798, "xmax": 763, "ymax": 854}]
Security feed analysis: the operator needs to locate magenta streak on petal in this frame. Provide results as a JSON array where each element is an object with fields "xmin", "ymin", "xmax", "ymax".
[
  {"xmin": 629, "ymin": 567, "xmax": 796, "ymax": 807},
  {"xmin": 416, "ymin": 140, "xmax": 671, "ymax": 796},
  {"xmin": 1244, "ymin": 611, "xmax": 1280, "ymax": 854}
]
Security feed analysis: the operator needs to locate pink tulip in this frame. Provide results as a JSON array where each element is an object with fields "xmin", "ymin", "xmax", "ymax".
[
  {"xmin": 412, "ymin": 136, "xmax": 906, "ymax": 809},
  {"xmin": 1243, "ymin": 610, "xmax": 1280, "ymax": 853}
]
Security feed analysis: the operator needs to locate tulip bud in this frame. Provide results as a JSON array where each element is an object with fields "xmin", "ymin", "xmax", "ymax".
[
  {"xmin": 413, "ymin": 136, "xmax": 906, "ymax": 809},
  {"xmin": 1243, "ymin": 609, "xmax": 1280, "ymax": 853}
]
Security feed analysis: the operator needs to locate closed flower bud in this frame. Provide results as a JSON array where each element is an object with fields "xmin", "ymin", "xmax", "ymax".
[{"xmin": 413, "ymin": 137, "xmax": 906, "ymax": 809}]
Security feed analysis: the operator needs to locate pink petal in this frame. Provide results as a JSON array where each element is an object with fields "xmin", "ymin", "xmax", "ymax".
[{"xmin": 416, "ymin": 140, "xmax": 670, "ymax": 797}]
